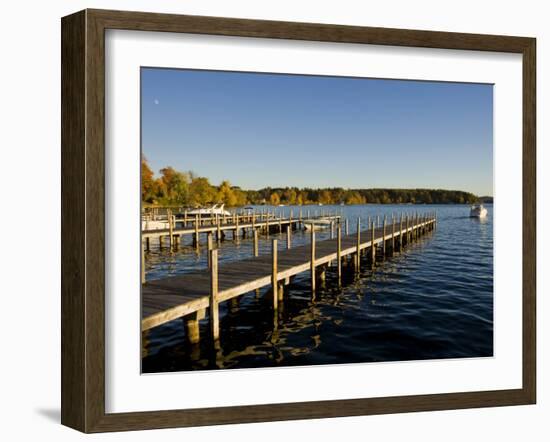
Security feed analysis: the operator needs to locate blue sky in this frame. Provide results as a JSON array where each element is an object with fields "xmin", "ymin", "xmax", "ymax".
[{"xmin": 141, "ymin": 68, "xmax": 493, "ymax": 196}]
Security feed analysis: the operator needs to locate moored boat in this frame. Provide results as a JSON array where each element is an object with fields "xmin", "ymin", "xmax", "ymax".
[
  {"xmin": 470, "ymin": 204, "xmax": 488, "ymax": 218},
  {"xmin": 187, "ymin": 203, "xmax": 231, "ymax": 217},
  {"xmin": 141, "ymin": 218, "xmax": 170, "ymax": 231},
  {"xmin": 303, "ymin": 219, "xmax": 332, "ymax": 231}
]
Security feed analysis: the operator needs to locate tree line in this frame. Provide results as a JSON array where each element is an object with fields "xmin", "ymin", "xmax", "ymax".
[{"xmin": 142, "ymin": 157, "xmax": 479, "ymax": 207}]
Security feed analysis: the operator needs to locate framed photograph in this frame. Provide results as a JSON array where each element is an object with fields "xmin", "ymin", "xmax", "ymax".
[{"xmin": 61, "ymin": 9, "xmax": 536, "ymax": 432}]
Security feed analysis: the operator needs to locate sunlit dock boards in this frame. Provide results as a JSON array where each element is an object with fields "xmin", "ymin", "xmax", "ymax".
[{"xmin": 142, "ymin": 213, "xmax": 437, "ymax": 343}]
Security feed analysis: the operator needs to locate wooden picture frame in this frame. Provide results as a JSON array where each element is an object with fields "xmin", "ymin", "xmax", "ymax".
[{"xmin": 61, "ymin": 9, "xmax": 536, "ymax": 433}]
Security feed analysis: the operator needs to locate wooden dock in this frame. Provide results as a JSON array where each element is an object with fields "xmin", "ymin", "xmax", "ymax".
[
  {"xmin": 142, "ymin": 210, "xmax": 341, "ymax": 250},
  {"xmin": 141, "ymin": 212, "xmax": 437, "ymax": 344}
]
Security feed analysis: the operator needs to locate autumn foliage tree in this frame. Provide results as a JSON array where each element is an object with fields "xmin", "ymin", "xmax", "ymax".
[{"xmin": 142, "ymin": 157, "xmax": 478, "ymax": 207}]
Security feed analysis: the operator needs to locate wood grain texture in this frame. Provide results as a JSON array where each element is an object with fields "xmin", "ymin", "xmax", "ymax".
[
  {"xmin": 61, "ymin": 10, "xmax": 86, "ymax": 431},
  {"xmin": 522, "ymin": 38, "xmax": 536, "ymax": 404},
  {"xmin": 61, "ymin": 8, "xmax": 537, "ymax": 433}
]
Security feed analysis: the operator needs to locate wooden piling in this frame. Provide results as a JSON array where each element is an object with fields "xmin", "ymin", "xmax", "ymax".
[
  {"xmin": 371, "ymin": 220, "xmax": 376, "ymax": 268},
  {"xmin": 286, "ymin": 225, "xmax": 291, "ymax": 249},
  {"xmin": 345, "ymin": 218, "xmax": 349, "ymax": 235},
  {"xmin": 337, "ymin": 220, "xmax": 342, "ymax": 284},
  {"xmin": 272, "ymin": 239, "xmax": 278, "ymax": 310},
  {"xmin": 253, "ymin": 229, "xmax": 259, "ymax": 257},
  {"xmin": 356, "ymin": 218, "xmax": 361, "ymax": 271},
  {"xmin": 184, "ymin": 311, "xmax": 201, "ymax": 344},
  {"xmin": 141, "ymin": 239, "xmax": 146, "ymax": 284},
  {"xmin": 209, "ymin": 249, "xmax": 219, "ymax": 340},
  {"xmin": 382, "ymin": 216, "xmax": 387, "ymax": 258},
  {"xmin": 168, "ymin": 210, "xmax": 174, "ymax": 252},
  {"xmin": 310, "ymin": 228, "xmax": 316, "ymax": 292},
  {"xmin": 194, "ymin": 214, "xmax": 199, "ymax": 248},
  {"xmin": 207, "ymin": 232, "xmax": 213, "ymax": 268},
  {"xmin": 391, "ymin": 215, "xmax": 395, "ymax": 256},
  {"xmin": 399, "ymin": 212, "xmax": 403, "ymax": 253}
]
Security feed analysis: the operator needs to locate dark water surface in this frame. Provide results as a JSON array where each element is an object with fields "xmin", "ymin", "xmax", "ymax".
[{"xmin": 142, "ymin": 204, "xmax": 493, "ymax": 373}]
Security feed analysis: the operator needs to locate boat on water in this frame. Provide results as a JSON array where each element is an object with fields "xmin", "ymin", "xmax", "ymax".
[
  {"xmin": 141, "ymin": 219, "xmax": 170, "ymax": 231},
  {"xmin": 470, "ymin": 204, "xmax": 488, "ymax": 218},
  {"xmin": 187, "ymin": 203, "xmax": 231, "ymax": 217},
  {"xmin": 303, "ymin": 219, "xmax": 332, "ymax": 231}
]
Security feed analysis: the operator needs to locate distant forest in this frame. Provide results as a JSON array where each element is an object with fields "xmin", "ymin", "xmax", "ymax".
[{"xmin": 142, "ymin": 157, "xmax": 481, "ymax": 207}]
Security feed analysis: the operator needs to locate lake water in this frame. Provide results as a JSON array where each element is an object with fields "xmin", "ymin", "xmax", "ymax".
[{"xmin": 142, "ymin": 204, "xmax": 493, "ymax": 373}]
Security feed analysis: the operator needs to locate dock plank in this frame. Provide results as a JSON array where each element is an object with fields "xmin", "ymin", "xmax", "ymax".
[{"xmin": 141, "ymin": 219, "xmax": 435, "ymax": 330}]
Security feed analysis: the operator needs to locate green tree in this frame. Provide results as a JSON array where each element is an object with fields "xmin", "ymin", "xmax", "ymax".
[
  {"xmin": 141, "ymin": 156, "xmax": 156, "ymax": 203},
  {"xmin": 217, "ymin": 180, "xmax": 238, "ymax": 206},
  {"xmin": 189, "ymin": 177, "xmax": 215, "ymax": 206},
  {"xmin": 270, "ymin": 192, "xmax": 281, "ymax": 206}
]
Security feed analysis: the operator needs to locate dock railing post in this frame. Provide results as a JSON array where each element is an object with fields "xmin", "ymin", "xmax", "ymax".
[
  {"xmin": 253, "ymin": 229, "xmax": 259, "ymax": 257},
  {"xmin": 382, "ymin": 215, "xmax": 387, "ymax": 258},
  {"xmin": 345, "ymin": 218, "xmax": 349, "ymax": 235},
  {"xmin": 371, "ymin": 220, "xmax": 376, "ymax": 268},
  {"xmin": 391, "ymin": 215, "xmax": 395, "ymax": 256},
  {"xmin": 210, "ymin": 249, "xmax": 219, "ymax": 340},
  {"xmin": 265, "ymin": 215, "xmax": 269, "ymax": 238},
  {"xmin": 399, "ymin": 212, "xmax": 403, "ymax": 253},
  {"xmin": 272, "ymin": 239, "xmax": 278, "ymax": 310},
  {"xmin": 330, "ymin": 221, "xmax": 335, "ymax": 239},
  {"xmin": 337, "ymin": 219, "xmax": 342, "ymax": 284},
  {"xmin": 310, "ymin": 228, "xmax": 316, "ymax": 292},
  {"xmin": 422, "ymin": 213, "xmax": 428, "ymax": 235},
  {"xmin": 141, "ymin": 239, "xmax": 146, "ymax": 284},
  {"xmin": 207, "ymin": 232, "xmax": 213, "ymax": 268},
  {"xmin": 194, "ymin": 214, "xmax": 199, "ymax": 248},
  {"xmin": 168, "ymin": 209, "xmax": 174, "ymax": 252},
  {"xmin": 355, "ymin": 218, "xmax": 361, "ymax": 271},
  {"xmin": 286, "ymin": 225, "xmax": 291, "ymax": 249}
]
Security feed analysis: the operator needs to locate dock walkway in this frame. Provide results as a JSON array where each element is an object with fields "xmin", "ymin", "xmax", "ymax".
[{"xmin": 142, "ymin": 214, "xmax": 436, "ymax": 343}]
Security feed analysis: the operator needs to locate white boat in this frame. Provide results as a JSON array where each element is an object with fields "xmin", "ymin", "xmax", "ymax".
[
  {"xmin": 303, "ymin": 219, "xmax": 332, "ymax": 231},
  {"xmin": 187, "ymin": 203, "xmax": 231, "ymax": 217},
  {"xmin": 141, "ymin": 219, "xmax": 170, "ymax": 231},
  {"xmin": 470, "ymin": 204, "xmax": 488, "ymax": 218}
]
